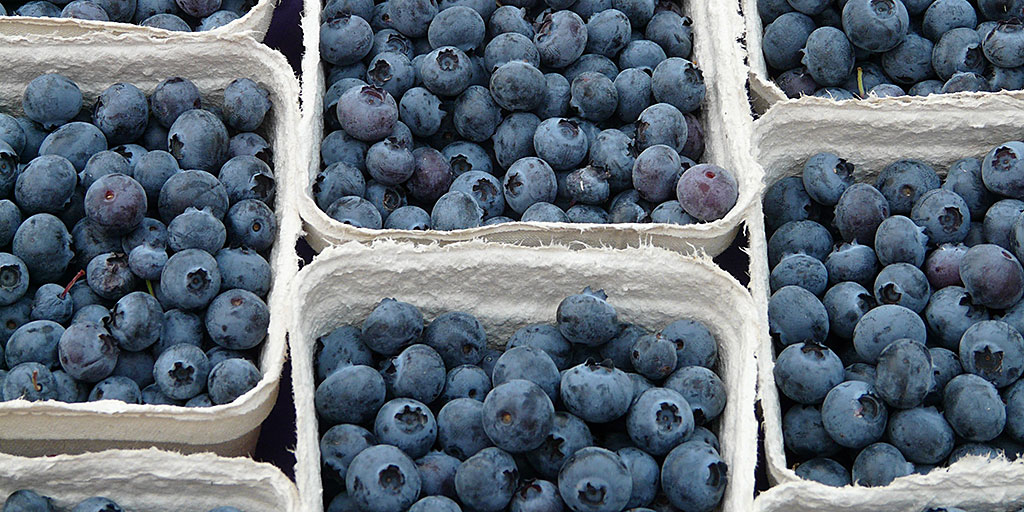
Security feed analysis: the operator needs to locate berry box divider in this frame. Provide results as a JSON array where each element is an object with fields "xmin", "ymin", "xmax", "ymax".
[
  {"xmin": 0, "ymin": 33, "xmax": 302, "ymax": 456},
  {"xmin": 0, "ymin": 448, "xmax": 299, "ymax": 511},
  {"xmin": 294, "ymin": 0, "xmax": 763, "ymax": 258},
  {"xmin": 288, "ymin": 239, "xmax": 760, "ymax": 512},
  {"xmin": 742, "ymin": 0, "xmax": 1024, "ymax": 114},
  {"xmin": 0, "ymin": 0, "xmax": 277, "ymax": 42},
  {"xmin": 750, "ymin": 101, "xmax": 1024, "ymax": 504}
]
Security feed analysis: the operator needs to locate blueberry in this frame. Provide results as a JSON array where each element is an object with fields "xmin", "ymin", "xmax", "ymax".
[
  {"xmin": 490, "ymin": 61, "xmax": 546, "ymax": 112},
  {"xmin": 408, "ymin": 147, "xmax": 455, "ymax": 204},
  {"xmin": 873, "ymin": 263, "xmax": 931, "ymax": 313},
  {"xmin": 984, "ymin": 199, "xmax": 1024, "ymax": 249},
  {"xmin": 2, "ymin": 490, "xmax": 55, "ymax": 512},
  {"xmin": 769, "ymin": 220, "xmax": 833, "ymax": 267},
  {"xmin": 794, "ymin": 458, "xmax": 850, "ymax": 487},
  {"xmin": 86, "ymin": 252, "xmax": 136, "ymax": 300},
  {"xmin": 29, "ymin": 285, "xmax": 69, "ymax": 324},
  {"xmin": 159, "ymin": 249, "xmax": 221, "ymax": 310},
  {"xmin": 489, "ymin": 5, "xmax": 533, "ymax": 38},
  {"xmin": 783, "ymin": 404, "xmax": 841, "ymax": 458},
  {"xmin": 872, "ymin": 338, "xmax": 932, "ymax": 409},
  {"xmin": 922, "ymin": 0, "xmax": 976, "ymax": 42},
  {"xmin": 961, "ymin": 244, "xmax": 1024, "ymax": 309},
  {"xmin": 770, "ymin": 253, "xmax": 828, "ymax": 296},
  {"xmin": 775, "ymin": 341, "xmax": 843, "ymax": 405},
  {"xmin": 841, "ymin": 0, "xmax": 909, "ymax": 52},
  {"xmin": 7, "ymin": 319, "xmax": 64, "ymax": 370},
  {"xmin": 166, "ymin": 207, "xmax": 225, "ymax": 254},
  {"xmin": 13, "ymin": 214, "xmax": 73, "ymax": 283},
  {"xmin": 942, "ymin": 373, "xmax": 1007, "ymax": 442},
  {"xmin": 23, "ymin": 74, "xmax": 82, "ymax": 130},
  {"xmin": 764, "ymin": 177, "xmax": 817, "ymax": 233},
  {"xmin": 321, "ymin": 130, "xmax": 369, "ymax": 171},
  {"xmin": 132, "ymin": 151, "xmax": 181, "ymax": 203},
  {"xmin": 646, "ymin": 10, "xmax": 691, "ymax": 58},
  {"xmin": 510, "ymin": 479, "xmax": 562, "ymax": 512},
  {"xmin": 3, "ymin": 362, "xmax": 58, "ymax": 401},
  {"xmin": 959, "ymin": 320, "xmax": 1024, "ymax": 388},
  {"xmin": 627, "ymin": 333, "xmax": 674, "ymax": 380},
  {"xmin": 71, "ymin": 497, "xmax": 124, "ymax": 512},
  {"xmin": 887, "ymin": 406, "xmax": 955, "ymax": 464},
  {"xmin": 452, "ymin": 86, "xmax": 501, "ymax": 143},
  {"xmin": 624, "ymin": 387, "xmax": 693, "ymax": 456},
  {"xmin": 229, "ymin": 132, "xmax": 272, "ymax": 164},
  {"xmin": 206, "ymin": 357, "xmax": 260, "ymax": 404},
  {"xmin": 110, "ymin": 349, "xmax": 154, "ymax": 389},
  {"xmin": 89, "ymin": 375, "xmax": 142, "ymax": 403},
  {"xmin": 314, "ymin": 163, "xmax": 366, "ymax": 210},
  {"xmin": 677, "ymin": 163, "xmax": 738, "ymax": 222},
  {"xmin": 650, "ymin": 201, "xmax": 695, "ymax": 225},
  {"xmin": 932, "ymin": 28, "xmax": 985, "ymax": 81},
  {"xmin": 612, "ymin": 68, "xmax": 652, "ymax": 124},
  {"xmin": 480, "ymin": 378, "xmax": 555, "ymax": 453},
  {"xmin": 611, "ymin": 0, "xmax": 653, "ymax": 27},
  {"xmin": 437, "ymin": 398, "xmax": 495, "ymax": 460},
  {"xmin": 346, "ymin": 444, "xmax": 422, "ymax": 512},
  {"xmin": 205, "ymin": 288, "xmax": 269, "ymax": 351},
  {"xmin": 821, "ymin": 380, "xmax": 888, "ymax": 449},
  {"xmin": 110, "ymin": 291, "xmax": 162, "ymax": 351},
  {"xmin": 776, "ymin": 66, "xmax": 820, "ymax": 98},
  {"xmin": 661, "ymin": 441, "xmax": 727, "ymax": 512},
  {"xmin": 768, "ymin": 285, "xmax": 829, "ymax": 345},
  {"xmin": 802, "ymin": 152, "xmax": 854, "ymax": 206},
  {"xmin": 534, "ymin": 11, "xmax": 588, "ymax": 69},
  {"xmin": 882, "ymin": 33, "xmax": 935, "ymax": 85},
  {"xmin": 455, "ymin": 447, "xmax": 519, "ymax": 512},
  {"xmin": 57, "ymin": 322, "xmax": 119, "ymax": 383},
  {"xmin": 586, "ymin": 9, "xmax": 631, "ymax": 58},
  {"xmin": 834, "ymin": 183, "xmax": 890, "ymax": 243},
  {"xmin": 635, "ymin": 103, "xmax": 687, "ymax": 154},
  {"xmin": 152, "ymin": 343, "xmax": 210, "ymax": 400},
  {"xmin": 370, "ymin": 398, "xmax": 437, "ymax": 460},
  {"xmin": 219, "ymin": 155, "xmax": 275, "ymax": 205},
  {"xmin": 851, "ymin": 442, "xmax": 913, "ymax": 486},
  {"xmin": 923, "ymin": 286, "xmax": 987, "ymax": 350},
  {"xmin": 38, "ymin": 121, "xmax": 107, "ymax": 172},
  {"xmin": 395, "ymin": 89, "xmax": 444, "ymax": 140},
  {"xmin": 158, "ymin": 169, "xmax": 229, "ymax": 224},
  {"xmin": 326, "ymin": 196, "xmax": 383, "ymax": 229},
  {"xmin": 853, "ymin": 304, "xmax": 926, "ymax": 364},
  {"xmin": 492, "ymin": 113, "xmax": 540, "ymax": 170},
  {"xmin": 338, "ymin": 86, "xmax": 398, "ymax": 142},
  {"xmin": 319, "ymin": 424, "xmax": 375, "ymax": 485}
]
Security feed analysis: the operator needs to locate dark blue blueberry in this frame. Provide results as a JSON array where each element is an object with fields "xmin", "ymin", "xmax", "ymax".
[
  {"xmin": 110, "ymin": 349, "xmax": 154, "ymax": 389},
  {"xmin": 455, "ymin": 447, "xmax": 518, "ymax": 512},
  {"xmin": 81, "ymin": 151, "xmax": 130, "ymax": 191},
  {"xmin": 206, "ymin": 357, "xmax": 260, "ymax": 404},
  {"xmin": 438, "ymin": 397, "xmax": 494, "ymax": 459},
  {"xmin": 525, "ymin": 410, "xmax": 593, "ymax": 479},
  {"xmin": 842, "ymin": 0, "xmax": 909, "ymax": 52},
  {"xmin": 984, "ymin": 199, "xmax": 1024, "ymax": 250},
  {"xmin": 57, "ymin": 322, "xmax": 118, "ymax": 383},
  {"xmin": 2, "ymin": 490, "xmax": 55, "ymax": 511},
  {"xmin": 380, "ymin": 343, "xmax": 445, "ymax": 403},
  {"xmin": 158, "ymin": 169, "xmax": 228, "ymax": 223},
  {"xmin": 13, "ymin": 214, "xmax": 73, "ymax": 283},
  {"xmin": 802, "ymin": 152, "xmax": 854, "ymax": 206},
  {"xmin": 774, "ymin": 341, "xmax": 844, "ymax": 404},
  {"xmin": 326, "ymin": 196, "xmax": 383, "ymax": 229},
  {"xmin": 0, "ymin": 254, "xmax": 30, "ymax": 307},
  {"xmin": 768, "ymin": 220, "xmax": 833, "ymax": 267},
  {"xmin": 219, "ymin": 155, "xmax": 275, "ymax": 205},
  {"xmin": 215, "ymin": 247, "xmax": 270, "ymax": 296},
  {"xmin": 23, "ymin": 74, "xmax": 82, "ymax": 130},
  {"xmin": 489, "ymin": 61, "xmax": 546, "ymax": 112},
  {"xmin": 764, "ymin": 176, "xmax": 817, "ymax": 233},
  {"xmin": 630, "ymin": 333, "xmax": 677, "ymax": 380},
  {"xmin": 88, "ymin": 375, "xmax": 142, "ymax": 403},
  {"xmin": 153, "ymin": 343, "xmax": 210, "ymax": 400},
  {"xmin": 167, "ymin": 207, "xmax": 225, "ymax": 254},
  {"xmin": 887, "ymin": 406, "xmax": 954, "ymax": 464},
  {"xmin": 661, "ymin": 441, "xmax": 727, "ymax": 512},
  {"xmin": 7, "ymin": 319, "xmax": 63, "ymax": 369},
  {"xmin": 440, "ymin": 364, "xmax": 491, "ymax": 403},
  {"xmin": 481, "ymin": 379, "xmax": 554, "ymax": 453},
  {"xmin": 509, "ymin": 479, "xmax": 562, "ymax": 512},
  {"xmin": 775, "ymin": 67, "xmax": 819, "ymax": 98},
  {"xmin": 873, "ymin": 262, "xmax": 931, "ymax": 313},
  {"xmin": 626, "ymin": 387, "xmax": 693, "ymax": 455},
  {"xmin": 360, "ymin": 298, "xmax": 423, "ymax": 356},
  {"xmin": 821, "ymin": 380, "xmax": 888, "ymax": 448},
  {"xmin": 345, "ymin": 444, "xmax": 422, "ymax": 512},
  {"xmin": 570, "ymin": 72, "xmax": 619, "ymax": 122},
  {"xmin": 932, "ymin": 28, "xmax": 985, "ymax": 81},
  {"xmin": 92, "ymin": 83, "xmax": 148, "ymax": 146},
  {"xmin": 29, "ymin": 284, "xmax": 72, "ymax": 324},
  {"xmin": 834, "ymin": 183, "xmax": 890, "ymax": 243},
  {"xmin": 560, "ymin": 359, "xmax": 632, "ymax": 423},
  {"xmin": 14, "ymin": 155, "xmax": 76, "ymax": 216},
  {"xmin": 851, "ymin": 442, "xmax": 913, "ymax": 486},
  {"xmin": 853, "ymin": 304, "xmax": 926, "ymax": 363},
  {"xmin": 337, "ymin": 86, "xmax": 398, "ymax": 143},
  {"xmin": 942, "ymin": 158, "xmax": 991, "ymax": 220},
  {"xmin": 321, "ymin": 423, "xmax": 376, "ymax": 484},
  {"xmin": 533, "ymin": 11, "xmax": 587, "ymax": 69},
  {"xmin": 492, "ymin": 113, "xmax": 540, "ymax": 170},
  {"xmin": 874, "ymin": 338, "xmax": 932, "ymax": 408},
  {"xmin": 314, "ymin": 163, "xmax": 365, "ymax": 210},
  {"xmin": 72, "ymin": 304, "xmax": 111, "ymax": 326},
  {"xmin": 943, "ymin": 373, "xmax": 1006, "ymax": 441},
  {"xmin": 959, "ymin": 320, "xmax": 1024, "ymax": 388},
  {"xmin": 646, "ymin": 10, "xmax": 691, "ymax": 57},
  {"xmin": 224, "ymin": 199, "xmax": 276, "ymax": 252},
  {"xmin": 38, "ymin": 121, "xmax": 107, "ymax": 173},
  {"xmin": 794, "ymin": 458, "xmax": 850, "ymax": 487},
  {"xmin": 315, "ymin": 325, "xmax": 373, "ymax": 382},
  {"xmin": 431, "ymin": 190, "xmax": 483, "ymax": 230},
  {"xmin": 635, "ymin": 103, "xmax": 686, "ymax": 154},
  {"xmin": 373, "ymin": 397, "xmax": 437, "ymax": 459},
  {"xmin": 110, "ymin": 291, "xmax": 162, "ymax": 352},
  {"xmin": 783, "ymin": 404, "xmax": 841, "ymax": 458},
  {"xmin": 556, "ymin": 447, "xmax": 632, "ymax": 512},
  {"xmin": 159, "ymin": 249, "xmax": 221, "ymax": 310},
  {"xmin": 0, "ymin": 201, "xmax": 21, "ymax": 249},
  {"xmin": 801, "ymin": 27, "xmax": 854, "ymax": 86},
  {"xmin": 204, "ymin": 288, "xmax": 268, "ymax": 351},
  {"xmin": 922, "ymin": 0, "xmax": 976, "ymax": 41},
  {"xmin": 321, "ymin": 130, "xmax": 368, "ymax": 171},
  {"xmin": 768, "ymin": 285, "xmax": 829, "ymax": 345},
  {"xmin": 770, "ymin": 253, "xmax": 828, "ymax": 296},
  {"xmin": 663, "ymin": 365, "xmax": 726, "ymax": 426},
  {"xmin": 923, "ymin": 286, "xmax": 987, "ymax": 351},
  {"xmin": 415, "ymin": 451, "xmax": 460, "ymax": 498},
  {"xmin": 882, "ymin": 33, "xmax": 935, "ymax": 84},
  {"xmin": 875, "ymin": 216, "xmax": 928, "ymax": 267},
  {"xmin": 2, "ymin": 362, "xmax": 57, "ymax": 401},
  {"xmin": 86, "ymin": 252, "xmax": 136, "ymax": 301}
]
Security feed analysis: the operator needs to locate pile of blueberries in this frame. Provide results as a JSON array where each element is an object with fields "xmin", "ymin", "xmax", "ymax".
[
  {"xmin": 758, "ymin": 0, "xmax": 1024, "ymax": 98},
  {"xmin": 1, "ymin": 0, "xmax": 254, "ymax": 31},
  {"xmin": 766, "ymin": 143, "xmax": 1024, "ymax": 487},
  {"xmin": 0, "ymin": 73, "xmax": 276, "ymax": 408},
  {"xmin": 315, "ymin": 289, "xmax": 729, "ymax": 512},
  {"xmin": 3, "ymin": 490, "xmax": 244, "ymax": 512},
  {"xmin": 314, "ymin": 0, "xmax": 741, "ymax": 231}
]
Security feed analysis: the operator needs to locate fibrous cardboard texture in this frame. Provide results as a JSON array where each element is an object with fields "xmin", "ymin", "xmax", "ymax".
[
  {"xmin": 750, "ymin": 102, "xmax": 1024, "ymax": 505},
  {"xmin": 0, "ymin": 448, "xmax": 299, "ymax": 511},
  {"xmin": 294, "ymin": 0, "xmax": 763, "ymax": 258},
  {"xmin": 0, "ymin": 33, "xmax": 302, "ymax": 456},
  {"xmin": 0, "ymin": 0, "xmax": 276, "ymax": 41},
  {"xmin": 288, "ymin": 239, "xmax": 759, "ymax": 512},
  {"xmin": 742, "ymin": 0, "xmax": 1024, "ymax": 114}
]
